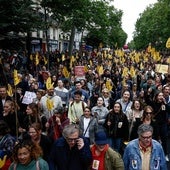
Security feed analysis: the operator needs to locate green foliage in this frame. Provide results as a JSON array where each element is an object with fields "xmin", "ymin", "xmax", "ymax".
[
  {"xmin": 0, "ymin": 0, "xmax": 44, "ymax": 36},
  {"xmin": 133, "ymin": 0, "xmax": 170, "ymax": 50},
  {"xmin": 43, "ymin": 0, "xmax": 127, "ymax": 50}
]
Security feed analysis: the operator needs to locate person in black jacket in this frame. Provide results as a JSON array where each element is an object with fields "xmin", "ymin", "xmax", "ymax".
[
  {"xmin": 50, "ymin": 124, "xmax": 92, "ymax": 170},
  {"xmin": 104, "ymin": 102, "xmax": 129, "ymax": 153},
  {"xmin": 146, "ymin": 91, "xmax": 169, "ymax": 161},
  {"xmin": 0, "ymin": 86, "xmax": 12, "ymax": 120}
]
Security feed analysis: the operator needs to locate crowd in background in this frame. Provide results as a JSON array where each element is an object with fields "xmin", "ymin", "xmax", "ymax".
[{"xmin": 0, "ymin": 47, "xmax": 170, "ymax": 169}]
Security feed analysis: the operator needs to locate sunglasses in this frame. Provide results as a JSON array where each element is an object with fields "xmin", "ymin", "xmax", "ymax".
[{"xmin": 145, "ymin": 112, "xmax": 152, "ymax": 115}]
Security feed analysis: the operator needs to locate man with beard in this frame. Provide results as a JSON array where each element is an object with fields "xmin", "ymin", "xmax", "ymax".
[{"xmin": 40, "ymin": 87, "xmax": 62, "ymax": 121}]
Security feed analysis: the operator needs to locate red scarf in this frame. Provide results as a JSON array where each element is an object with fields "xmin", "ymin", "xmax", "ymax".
[{"xmin": 91, "ymin": 144, "xmax": 109, "ymax": 170}]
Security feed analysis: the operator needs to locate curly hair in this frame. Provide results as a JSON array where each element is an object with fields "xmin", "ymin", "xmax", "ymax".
[{"xmin": 12, "ymin": 140, "xmax": 43, "ymax": 163}]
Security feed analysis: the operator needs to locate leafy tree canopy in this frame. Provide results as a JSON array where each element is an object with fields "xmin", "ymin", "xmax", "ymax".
[{"xmin": 133, "ymin": 0, "xmax": 170, "ymax": 50}]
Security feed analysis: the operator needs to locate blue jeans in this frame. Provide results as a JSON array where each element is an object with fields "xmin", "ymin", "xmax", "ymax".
[{"xmin": 108, "ymin": 137, "xmax": 122, "ymax": 152}]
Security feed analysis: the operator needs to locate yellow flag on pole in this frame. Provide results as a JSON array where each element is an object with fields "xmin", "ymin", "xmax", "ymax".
[
  {"xmin": 134, "ymin": 53, "xmax": 140, "ymax": 63},
  {"xmin": 130, "ymin": 66, "xmax": 136, "ymax": 78},
  {"xmin": 122, "ymin": 67, "xmax": 129, "ymax": 77},
  {"xmin": 35, "ymin": 52, "xmax": 39, "ymax": 65},
  {"xmin": 106, "ymin": 79, "xmax": 113, "ymax": 91},
  {"xmin": 30, "ymin": 54, "xmax": 33, "ymax": 60},
  {"xmin": 43, "ymin": 56, "xmax": 48, "ymax": 65},
  {"xmin": 70, "ymin": 56, "xmax": 75, "ymax": 69},
  {"xmin": 7, "ymin": 84, "xmax": 13, "ymax": 97},
  {"xmin": 46, "ymin": 77, "xmax": 53, "ymax": 90},
  {"xmin": 98, "ymin": 65, "xmax": 104, "ymax": 76},
  {"xmin": 62, "ymin": 54, "xmax": 65, "ymax": 61},
  {"xmin": 166, "ymin": 37, "xmax": 170, "ymax": 48},
  {"xmin": 62, "ymin": 66, "xmax": 70, "ymax": 78},
  {"xmin": 147, "ymin": 44, "xmax": 152, "ymax": 53},
  {"xmin": 14, "ymin": 69, "xmax": 20, "ymax": 86},
  {"xmin": 46, "ymin": 97, "xmax": 54, "ymax": 111}
]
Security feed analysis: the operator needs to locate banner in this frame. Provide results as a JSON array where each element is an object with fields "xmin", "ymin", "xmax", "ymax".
[
  {"xmin": 74, "ymin": 66, "xmax": 85, "ymax": 80},
  {"xmin": 155, "ymin": 64, "xmax": 169, "ymax": 74}
]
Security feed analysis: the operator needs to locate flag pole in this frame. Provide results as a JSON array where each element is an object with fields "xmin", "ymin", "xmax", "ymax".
[{"xmin": 14, "ymin": 85, "xmax": 19, "ymax": 141}]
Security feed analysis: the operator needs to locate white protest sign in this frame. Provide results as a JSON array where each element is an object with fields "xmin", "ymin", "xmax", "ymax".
[{"xmin": 22, "ymin": 91, "xmax": 37, "ymax": 104}]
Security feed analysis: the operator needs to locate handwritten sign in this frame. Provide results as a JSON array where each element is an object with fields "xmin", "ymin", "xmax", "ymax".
[
  {"xmin": 22, "ymin": 91, "xmax": 37, "ymax": 104},
  {"xmin": 155, "ymin": 64, "xmax": 169, "ymax": 74}
]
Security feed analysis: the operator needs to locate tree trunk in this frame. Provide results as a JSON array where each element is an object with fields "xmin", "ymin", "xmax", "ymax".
[{"xmin": 68, "ymin": 25, "xmax": 76, "ymax": 57}]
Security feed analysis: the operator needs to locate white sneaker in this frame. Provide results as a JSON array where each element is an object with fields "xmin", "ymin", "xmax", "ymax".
[{"xmin": 165, "ymin": 155, "xmax": 169, "ymax": 162}]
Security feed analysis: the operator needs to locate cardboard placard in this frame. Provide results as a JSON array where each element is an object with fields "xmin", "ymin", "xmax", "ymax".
[
  {"xmin": 74, "ymin": 66, "xmax": 85, "ymax": 80},
  {"xmin": 155, "ymin": 64, "xmax": 169, "ymax": 74}
]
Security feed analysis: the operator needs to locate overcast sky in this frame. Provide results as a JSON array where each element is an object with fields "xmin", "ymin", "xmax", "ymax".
[{"xmin": 111, "ymin": 0, "xmax": 158, "ymax": 43}]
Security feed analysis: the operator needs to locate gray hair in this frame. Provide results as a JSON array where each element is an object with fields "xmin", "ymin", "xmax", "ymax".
[
  {"xmin": 137, "ymin": 124, "xmax": 153, "ymax": 136},
  {"xmin": 62, "ymin": 124, "xmax": 80, "ymax": 138}
]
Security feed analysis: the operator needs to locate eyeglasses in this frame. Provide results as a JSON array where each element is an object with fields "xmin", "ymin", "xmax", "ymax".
[
  {"xmin": 141, "ymin": 135, "xmax": 152, "ymax": 140},
  {"xmin": 84, "ymin": 110, "xmax": 90, "ymax": 112},
  {"xmin": 66, "ymin": 137, "xmax": 78, "ymax": 143}
]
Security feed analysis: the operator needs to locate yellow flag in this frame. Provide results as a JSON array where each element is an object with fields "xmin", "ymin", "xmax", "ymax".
[
  {"xmin": 46, "ymin": 98, "xmax": 54, "ymax": 111},
  {"xmin": 117, "ymin": 49, "xmax": 124, "ymax": 57},
  {"xmin": 62, "ymin": 54, "xmax": 65, "ymax": 61},
  {"xmin": 167, "ymin": 57, "xmax": 170, "ymax": 64},
  {"xmin": 121, "ymin": 56, "xmax": 125, "ymax": 63},
  {"xmin": 7, "ymin": 84, "xmax": 13, "ymax": 97},
  {"xmin": 140, "ymin": 62, "xmax": 144, "ymax": 70},
  {"xmin": 46, "ymin": 77, "xmax": 53, "ymax": 90},
  {"xmin": 106, "ymin": 79, "xmax": 113, "ymax": 91},
  {"xmin": 115, "ymin": 49, "xmax": 118, "ymax": 56},
  {"xmin": 70, "ymin": 56, "xmax": 75, "ymax": 69},
  {"xmin": 134, "ymin": 53, "xmax": 140, "ymax": 63},
  {"xmin": 0, "ymin": 155, "xmax": 7, "ymax": 168},
  {"xmin": 143, "ymin": 54, "xmax": 148, "ymax": 62},
  {"xmin": 62, "ymin": 66, "xmax": 70, "ymax": 78},
  {"xmin": 98, "ymin": 65, "xmax": 104, "ymax": 75},
  {"xmin": 84, "ymin": 65, "xmax": 88, "ymax": 73},
  {"xmin": 122, "ymin": 67, "xmax": 129, "ymax": 77},
  {"xmin": 151, "ymin": 48, "xmax": 156, "ymax": 57},
  {"xmin": 89, "ymin": 60, "xmax": 93, "ymax": 67},
  {"xmin": 130, "ymin": 66, "xmax": 136, "ymax": 78},
  {"xmin": 30, "ymin": 54, "xmax": 33, "ymax": 60},
  {"xmin": 43, "ymin": 56, "xmax": 48, "ymax": 65},
  {"xmin": 14, "ymin": 69, "xmax": 20, "ymax": 86},
  {"xmin": 147, "ymin": 45, "xmax": 152, "ymax": 53},
  {"xmin": 166, "ymin": 37, "xmax": 170, "ymax": 48},
  {"xmin": 108, "ymin": 54, "xmax": 112, "ymax": 59},
  {"xmin": 153, "ymin": 51, "xmax": 161, "ymax": 62},
  {"xmin": 35, "ymin": 52, "xmax": 39, "ymax": 65}
]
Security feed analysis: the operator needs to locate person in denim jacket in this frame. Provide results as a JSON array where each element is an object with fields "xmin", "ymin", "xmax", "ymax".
[{"xmin": 123, "ymin": 124, "xmax": 167, "ymax": 170}]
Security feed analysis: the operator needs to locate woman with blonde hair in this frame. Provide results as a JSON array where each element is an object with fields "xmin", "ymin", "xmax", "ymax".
[
  {"xmin": 3, "ymin": 100, "xmax": 18, "ymax": 137},
  {"xmin": 101, "ymin": 88, "xmax": 114, "ymax": 110}
]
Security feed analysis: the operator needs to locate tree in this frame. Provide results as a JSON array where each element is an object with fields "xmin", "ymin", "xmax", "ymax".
[
  {"xmin": 43, "ymin": 0, "xmax": 127, "ymax": 55},
  {"xmin": 0, "ymin": 0, "xmax": 43, "ymax": 35},
  {"xmin": 0, "ymin": 0, "xmax": 44, "ymax": 49},
  {"xmin": 86, "ymin": 2, "xmax": 127, "ymax": 48},
  {"xmin": 133, "ymin": 0, "xmax": 170, "ymax": 50}
]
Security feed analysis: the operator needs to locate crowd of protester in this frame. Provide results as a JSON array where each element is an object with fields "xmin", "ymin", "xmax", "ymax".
[{"xmin": 0, "ymin": 47, "xmax": 170, "ymax": 169}]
